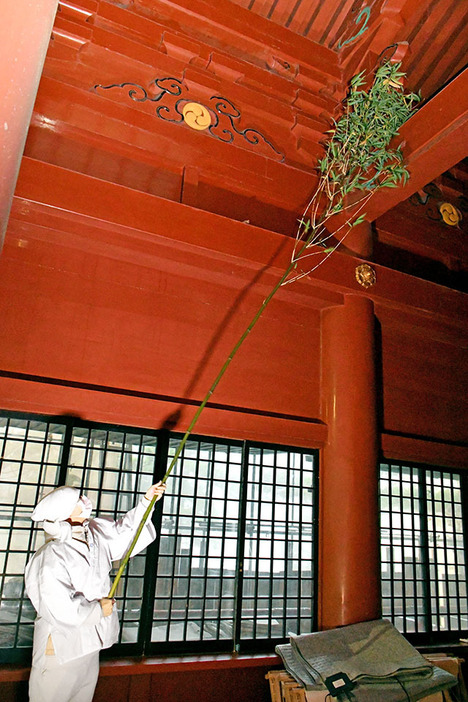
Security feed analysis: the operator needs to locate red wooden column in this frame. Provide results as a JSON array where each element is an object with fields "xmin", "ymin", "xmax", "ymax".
[
  {"xmin": 0, "ymin": 0, "xmax": 58, "ymax": 250},
  {"xmin": 319, "ymin": 294, "xmax": 380, "ymax": 629}
]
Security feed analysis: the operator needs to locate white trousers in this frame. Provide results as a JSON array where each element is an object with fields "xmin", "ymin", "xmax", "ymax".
[{"xmin": 29, "ymin": 651, "xmax": 100, "ymax": 702}]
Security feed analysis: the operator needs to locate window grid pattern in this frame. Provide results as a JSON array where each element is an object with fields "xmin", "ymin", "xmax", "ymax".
[
  {"xmin": 380, "ymin": 462, "xmax": 468, "ymax": 637},
  {"xmin": 152, "ymin": 438, "xmax": 243, "ymax": 646},
  {"xmin": 426, "ymin": 470, "xmax": 468, "ymax": 632},
  {"xmin": 65, "ymin": 426, "xmax": 158, "ymax": 644},
  {"xmin": 241, "ymin": 446, "xmax": 316, "ymax": 641},
  {"xmin": 380, "ymin": 463, "xmax": 427, "ymax": 633},
  {"xmin": 0, "ymin": 411, "xmax": 319, "ymax": 661},
  {"xmin": 0, "ymin": 417, "xmax": 67, "ymax": 651}
]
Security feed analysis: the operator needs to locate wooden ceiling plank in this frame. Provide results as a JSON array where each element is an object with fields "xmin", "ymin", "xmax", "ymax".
[
  {"xmin": 436, "ymin": 33, "xmax": 468, "ymax": 91},
  {"xmin": 406, "ymin": 1, "xmax": 467, "ymax": 95},
  {"xmin": 286, "ymin": 0, "xmax": 323, "ymax": 40},
  {"xmin": 248, "ymin": 0, "xmax": 271, "ymax": 16},
  {"xmin": 265, "ymin": 0, "xmax": 295, "ymax": 24},
  {"xmin": 306, "ymin": 0, "xmax": 348, "ymax": 42},
  {"xmin": 283, "ymin": 0, "xmax": 306, "ymax": 30},
  {"xmin": 325, "ymin": 0, "xmax": 360, "ymax": 49},
  {"xmin": 403, "ymin": 0, "xmax": 441, "ymax": 47},
  {"xmin": 315, "ymin": 0, "xmax": 355, "ymax": 45}
]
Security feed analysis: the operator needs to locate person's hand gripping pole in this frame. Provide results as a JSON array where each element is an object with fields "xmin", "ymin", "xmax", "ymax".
[{"xmin": 107, "ymin": 481, "xmax": 166, "ymax": 598}]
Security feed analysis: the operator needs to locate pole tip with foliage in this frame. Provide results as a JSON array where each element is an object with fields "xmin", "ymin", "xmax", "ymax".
[{"xmin": 286, "ymin": 61, "xmax": 420, "ymax": 284}]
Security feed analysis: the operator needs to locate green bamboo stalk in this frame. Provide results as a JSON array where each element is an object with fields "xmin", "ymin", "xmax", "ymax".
[{"xmin": 108, "ymin": 234, "xmax": 314, "ymax": 598}]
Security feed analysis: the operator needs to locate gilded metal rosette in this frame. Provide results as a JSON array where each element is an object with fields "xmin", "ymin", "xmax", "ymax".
[
  {"xmin": 439, "ymin": 202, "xmax": 462, "ymax": 226},
  {"xmin": 355, "ymin": 263, "xmax": 376, "ymax": 288}
]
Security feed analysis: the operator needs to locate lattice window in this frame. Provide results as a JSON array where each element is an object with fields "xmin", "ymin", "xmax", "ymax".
[
  {"xmin": 152, "ymin": 437, "xmax": 243, "ymax": 649},
  {"xmin": 65, "ymin": 425, "xmax": 158, "ymax": 645},
  {"xmin": 0, "ymin": 411, "xmax": 319, "ymax": 662},
  {"xmin": 241, "ymin": 445, "xmax": 316, "ymax": 643},
  {"xmin": 150, "ymin": 438, "xmax": 318, "ymax": 653},
  {"xmin": 0, "ymin": 416, "xmax": 67, "ymax": 658},
  {"xmin": 380, "ymin": 462, "xmax": 468, "ymax": 641}
]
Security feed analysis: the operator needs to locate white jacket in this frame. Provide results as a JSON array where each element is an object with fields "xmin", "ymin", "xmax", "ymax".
[{"xmin": 25, "ymin": 497, "xmax": 156, "ymax": 670}]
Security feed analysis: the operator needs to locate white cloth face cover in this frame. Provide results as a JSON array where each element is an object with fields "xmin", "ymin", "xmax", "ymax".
[{"xmin": 78, "ymin": 495, "xmax": 93, "ymax": 520}]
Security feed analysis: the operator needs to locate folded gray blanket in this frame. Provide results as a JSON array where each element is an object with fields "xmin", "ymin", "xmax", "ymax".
[
  {"xmin": 275, "ymin": 619, "xmax": 457, "ymax": 701},
  {"xmin": 291, "ymin": 619, "xmax": 431, "ymax": 683}
]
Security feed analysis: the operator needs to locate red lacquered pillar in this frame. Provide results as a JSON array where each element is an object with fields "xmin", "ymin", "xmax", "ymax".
[
  {"xmin": 0, "ymin": 0, "xmax": 58, "ymax": 250},
  {"xmin": 319, "ymin": 294, "xmax": 381, "ymax": 629}
]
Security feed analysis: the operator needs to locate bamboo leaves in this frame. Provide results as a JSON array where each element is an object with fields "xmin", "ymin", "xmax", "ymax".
[{"xmin": 288, "ymin": 61, "xmax": 420, "ymax": 280}]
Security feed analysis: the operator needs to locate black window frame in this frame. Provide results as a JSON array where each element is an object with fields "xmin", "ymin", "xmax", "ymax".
[
  {"xmin": 0, "ymin": 410, "xmax": 319, "ymax": 664},
  {"xmin": 379, "ymin": 460, "xmax": 468, "ymax": 646}
]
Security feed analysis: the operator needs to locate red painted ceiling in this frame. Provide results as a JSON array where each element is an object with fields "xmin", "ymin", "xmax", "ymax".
[
  {"xmin": 230, "ymin": 0, "xmax": 467, "ymax": 101},
  {"xmin": 21, "ymin": 0, "xmax": 468, "ymax": 289}
]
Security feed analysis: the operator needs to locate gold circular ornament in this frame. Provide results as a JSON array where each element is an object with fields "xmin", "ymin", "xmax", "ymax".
[
  {"xmin": 182, "ymin": 102, "xmax": 211, "ymax": 131},
  {"xmin": 439, "ymin": 202, "xmax": 462, "ymax": 226},
  {"xmin": 355, "ymin": 263, "xmax": 376, "ymax": 288}
]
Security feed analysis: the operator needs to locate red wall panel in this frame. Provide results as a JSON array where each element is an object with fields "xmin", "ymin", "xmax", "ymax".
[
  {"xmin": 377, "ymin": 310, "xmax": 468, "ymax": 445},
  {"xmin": 0, "ymin": 190, "xmax": 324, "ymax": 447}
]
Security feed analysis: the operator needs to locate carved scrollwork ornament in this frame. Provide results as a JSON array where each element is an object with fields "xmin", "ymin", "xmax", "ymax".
[
  {"xmin": 93, "ymin": 76, "xmax": 284, "ymax": 160},
  {"xmin": 355, "ymin": 263, "xmax": 376, "ymax": 288}
]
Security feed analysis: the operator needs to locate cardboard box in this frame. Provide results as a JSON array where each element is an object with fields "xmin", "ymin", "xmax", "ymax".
[
  {"xmin": 303, "ymin": 691, "xmax": 329, "ymax": 701},
  {"xmin": 267, "ymin": 658, "xmax": 465, "ymax": 702}
]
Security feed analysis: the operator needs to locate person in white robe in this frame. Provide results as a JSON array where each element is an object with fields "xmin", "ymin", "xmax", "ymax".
[{"xmin": 24, "ymin": 482, "xmax": 166, "ymax": 702}]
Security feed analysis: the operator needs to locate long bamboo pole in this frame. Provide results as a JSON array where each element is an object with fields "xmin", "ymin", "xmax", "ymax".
[
  {"xmin": 108, "ymin": 236, "xmax": 310, "ymax": 598},
  {"xmin": 108, "ymin": 190, "xmax": 376, "ymax": 598},
  {"xmin": 108, "ymin": 207, "xmax": 373, "ymax": 601}
]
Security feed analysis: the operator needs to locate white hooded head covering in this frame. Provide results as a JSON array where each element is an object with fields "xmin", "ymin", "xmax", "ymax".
[{"xmin": 31, "ymin": 486, "xmax": 81, "ymax": 523}]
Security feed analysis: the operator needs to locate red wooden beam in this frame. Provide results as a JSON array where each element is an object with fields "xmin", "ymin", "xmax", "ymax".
[
  {"xmin": 360, "ymin": 67, "xmax": 468, "ymax": 223},
  {"xmin": 0, "ymin": 653, "xmax": 282, "ymax": 682},
  {"xmin": 134, "ymin": 0, "xmax": 341, "ymax": 78},
  {"xmin": 12, "ymin": 158, "xmax": 467, "ymax": 322},
  {"xmin": 0, "ymin": 0, "xmax": 59, "ymax": 252}
]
